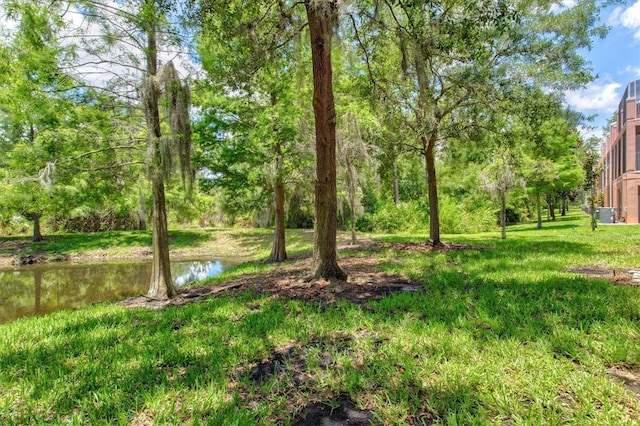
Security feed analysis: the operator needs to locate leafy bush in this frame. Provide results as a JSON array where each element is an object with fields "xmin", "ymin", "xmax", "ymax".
[
  {"xmin": 357, "ymin": 199, "xmax": 428, "ymax": 233},
  {"xmin": 356, "ymin": 195, "xmax": 496, "ymax": 235},
  {"xmin": 500, "ymin": 207, "xmax": 523, "ymax": 225},
  {"xmin": 0, "ymin": 214, "xmax": 29, "ymax": 236},
  {"xmin": 438, "ymin": 195, "xmax": 493, "ymax": 234},
  {"xmin": 54, "ymin": 207, "xmax": 141, "ymax": 233}
]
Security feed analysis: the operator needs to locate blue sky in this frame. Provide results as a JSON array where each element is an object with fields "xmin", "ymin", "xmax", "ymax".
[{"xmin": 566, "ymin": 1, "xmax": 640, "ymax": 140}]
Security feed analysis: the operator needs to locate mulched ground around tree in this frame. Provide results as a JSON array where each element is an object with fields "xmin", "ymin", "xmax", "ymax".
[
  {"xmin": 117, "ymin": 241, "xmax": 479, "ymax": 310},
  {"xmin": 117, "ymin": 255, "xmax": 423, "ymax": 310},
  {"xmin": 568, "ymin": 266, "xmax": 640, "ymax": 286}
]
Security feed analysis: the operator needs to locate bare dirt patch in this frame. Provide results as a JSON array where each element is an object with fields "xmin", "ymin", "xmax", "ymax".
[
  {"xmin": 117, "ymin": 256, "xmax": 423, "ymax": 309},
  {"xmin": 607, "ymin": 367, "xmax": 640, "ymax": 400},
  {"xmin": 230, "ymin": 336, "xmax": 388, "ymax": 425},
  {"xmin": 568, "ymin": 266, "xmax": 640, "ymax": 286},
  {"xmin": 293, "ymin": 397, "xmax": 378, "ymax": 426}
]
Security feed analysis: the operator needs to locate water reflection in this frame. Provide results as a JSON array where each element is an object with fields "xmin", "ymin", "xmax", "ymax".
[
  {"xmin": 173, "ymin": 260, "xmax": 225, "ymax": 286},
  {"xmin": 0, "ymin": 258, "xmax": 238, "ymax": 324}
]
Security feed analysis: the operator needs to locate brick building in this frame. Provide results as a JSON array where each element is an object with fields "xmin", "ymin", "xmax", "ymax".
[{"xmin": 598, "ymin": 79, "xmax": 640, "ymax": 223}]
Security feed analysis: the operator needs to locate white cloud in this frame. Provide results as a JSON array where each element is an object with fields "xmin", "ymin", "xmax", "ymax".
[
  {"xmin": 624, "ymin": 65, "xmax": 640, "ymax": 77},
  {"xmin": 621, "ymin": 2, "xmax": 640, "ymax": 28},
  {"xmin": 577, "ymin": 123, "xmax": 607, "ymax": 143},
  {"xmin": 565, "ymin": 81, "xmax": 622, "ymax": 113},
  {"xmin": 60, "ymin": 1, "xmax": 200, "ymax": 92},
  {"xmin": 610, "ymin": 1, "xmax": 640, "ymax": 40},
  {"xmin": 608, "ymin": 6, "xmax": 624, "ymax": 26},
  {"xmin": 550, "ymin": 0, "xmax": 577, "ymax": 13}
]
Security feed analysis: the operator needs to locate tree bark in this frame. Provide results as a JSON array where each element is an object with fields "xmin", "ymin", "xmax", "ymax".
[
  {"xmin": 306, "ymin": 1, "xmax": 346, "ymax": 281},
  {"xmin": 589, "ymin": 187, "xmax": 597, "ymax": 231},
  {"xmin": 269, "ymin": 140, "xmax": 287, "ymax": 263},
  {"xmin": 137, "ymin": 192, "xmax": 147, "ymax": 231},
  {"xmin": 415, "ymin": 49, "xmax": 441, "ymax": 246},
  {"xmin": 148, "ymin": 175, "xmax": 175, "ymax": 299},
  {"xmin": 31, "ymin": 214, "xmax": 43, "ymax": 242},
  {"xmin": 536, "ymin": 193, "xmax": 542, "ymax": 229},
  {"xmin": 423, "ymin": 135, "xmax": 441, "ymax": 245},
  {"xmin": 393, "ymin": 160, "xmax": 399, "ymax": 205},
  {"xmin": 144, "ymin": 10, "xmax": 175, "ymax": 299},
  {"xmin": 500, "ymin": 192, "xmax": 507, "ymax": 240},
  {"xmin": 350, "ymin": 210, "xmax": 356, "ymax": 245},
  {"xmin": 345, "ymin": 155, "xmax": 357, "ymax": 245}
]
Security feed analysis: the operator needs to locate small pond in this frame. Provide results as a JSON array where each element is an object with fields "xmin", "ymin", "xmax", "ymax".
[{"xmin": 0, "ymin": 258, "xmax": 241, "ymax": 324}]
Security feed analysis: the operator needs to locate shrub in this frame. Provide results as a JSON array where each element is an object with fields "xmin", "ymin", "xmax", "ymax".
[
  {"xmin": 435, "ymin": 195, "xmax": 496, "ymax": 234},
  {"xmin": 357, "ymin": 199, "xmax": 428, "ymax": 233},
  {"xmin": 54, "ymin": 207, "xmax": 140, "ymax": 233}
]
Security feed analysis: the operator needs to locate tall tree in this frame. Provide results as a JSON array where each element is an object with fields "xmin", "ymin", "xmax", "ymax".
[
  {"xmin": 353, "ymin": 0, "xmax": 608, "ymax": 245},
  {"xmin": 480, "ymin": 147, "xmax": 524, "ymax": 240},
  {"xmin": 195, "ymin": 1, "xmax": 305, "ymax": 263},
  {"xmin": 305, "ymin": 0, "xmax": 346, "ymax": 280},
  {"xmin": 66, "ymin": 0, "xmax": 194, "ymax": 299},
  {"xmin": 0, "ymin": 1, "xmax": 76, "ymax": 241},
  {"xmin": 196, "ymin": 0, "xmax": 346, "ymax": 279},
  {"xmin": 582, "ymin": 147, "xmax": 601, "ymax": 231}
]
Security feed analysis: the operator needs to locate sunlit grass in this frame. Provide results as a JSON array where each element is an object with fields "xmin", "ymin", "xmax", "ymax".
[{"xmin": 1, "ymin": 210, "xmax": 640, "ymax": 424}]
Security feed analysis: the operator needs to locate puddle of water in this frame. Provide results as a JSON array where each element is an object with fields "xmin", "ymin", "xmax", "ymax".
[{"xmin": 0, "ymin": 258, "xmax": 240, "ymax": 324}]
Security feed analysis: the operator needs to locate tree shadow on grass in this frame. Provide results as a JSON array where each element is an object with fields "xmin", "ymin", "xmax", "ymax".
[
  {"xmin": 507, "ymin": 222, "xmax": 583, "ymax": 233},
  {"xmin": 2, "ymin": 234, "xmax": 639, "ymax": 424},
  {"xmin": 0, "ymin": 296, "xmax": 290, "ymax": 424}
]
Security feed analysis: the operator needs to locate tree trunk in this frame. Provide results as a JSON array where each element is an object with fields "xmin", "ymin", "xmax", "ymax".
[
  {"xmin": 306, "ymin": 1, "xmax": 346, "ymax": 281},
  {"xmin": 144, "ymin": 12, "xmax": 175, "ymax": 299},
  {"xmin": 32, "ymin": 214, "xmax": 42, "ymax": 242},
  {"xmin": 536, "ymin": 193, "xmax": 542, "ymax": 229},
  {"xmin": 393, "ymin": 160, "xmax": 399, "ymax": 204},
  {"xmin": 137, "ymin": 192, "xmax": 147, "ymax": 231},
  {"xmin": 346, "ymin": 154, "xmax": 357, "ymax": 245},
  {"xmin": 423, "ymin": 135, "xmax": 441, "ymax": 245},
  {"xmin": 589, "ymin": 187, "xmax": 597, "ymax": 231},
  {"xmin": 415, "ymin": 49, "xmax": 440, "ymax": 245},
  {"xmin": 147, "ymin": 175, "xmax": 176, "ymax": 299},
  {"xmin": 350, "ymin": 206, "xmax": 356, "ymax": 245},
  {"xmin": 269, "ymin": 141, "xmax": 287, "ymax": 263},
  {"xmin": 561, "ymin": 197, "xmax": 567, "ymax": 216},
  {"xmin": 500, "ymin": 192, "xmax": 507, "ymax": 240}
]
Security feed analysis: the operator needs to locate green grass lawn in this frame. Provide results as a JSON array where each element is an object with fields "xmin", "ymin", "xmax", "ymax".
[
  {"xmin": 1, "ymin": 211, "xmax": 640, "ymax": 425},
  {"xmin": 0, "ymin": 227, "xmax": 316, "ymax": 263}
]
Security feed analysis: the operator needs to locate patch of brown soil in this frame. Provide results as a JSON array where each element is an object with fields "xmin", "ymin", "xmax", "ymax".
[
  {"xmin": 386, "ymin": 242, "xmax": 480, "ymax": 253},
  {"xmin": 117, "ymin": 256, "xmax": 422, "ymax": 309},
  {"xmin": 293, "ymin": 397, "xmax": 378, "ymax": 426},
  {"xmin": 607, "ymin": 367, "xmax": 640, "ymax": 400},
  {"xmin": 230, "ymin": 336, "xmax": 383, "ymax": 425},
  {"xmin": 568, "ymin": 266, "xmax": 640, "ymax": 286},
  {"xmin": 0, "ymin": 239, "xmax": 29, "ymax": 267},
  {"xmin": 233, "ymin": 335, "xmax": 432, "ymax": 425}
]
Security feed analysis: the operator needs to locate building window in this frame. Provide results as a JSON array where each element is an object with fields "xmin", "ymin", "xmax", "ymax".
[
  {"xmin": 636, "ymin": 126, "xmax": 640, "ymax": 170},
  {"xmin": 623, "ymin": 136, "xmax": 627, "ymax": 174}
]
